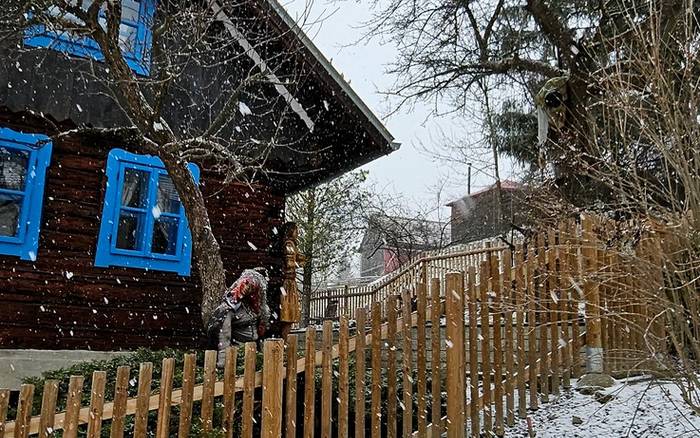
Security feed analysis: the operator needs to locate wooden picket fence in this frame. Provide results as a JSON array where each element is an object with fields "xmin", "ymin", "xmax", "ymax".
[
  {"xmin": 309, "ymin": 242, "xmax": 506, "ymax": 321},
  {"xmin": 1, "ymin": 214, "xmax": 669, "ymax": 437}
]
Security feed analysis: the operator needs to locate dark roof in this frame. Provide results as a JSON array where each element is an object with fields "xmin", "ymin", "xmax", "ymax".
[
  {"xmin": 446, "ymin": 180, "xmax": 521, "ymax": 206},
  {"xmin": 0, "ymin": 0, "xmax": 398, "ymax": 194}
]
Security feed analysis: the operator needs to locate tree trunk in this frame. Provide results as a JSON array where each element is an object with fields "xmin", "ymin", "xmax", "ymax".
[{"xmin": 158, "ymin": 151, "xmax": 227, "ymax": 326}]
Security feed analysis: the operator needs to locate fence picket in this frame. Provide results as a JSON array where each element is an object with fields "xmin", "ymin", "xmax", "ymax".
[
  {"xmin": 503, "ymin": 250, "xmax": 515, "ymax": 427},
  {"xmin": 223, "ymin": 347, "xmax": 238, "ymax": 438},
  {"xmin": 38, "ymin": 380, "xmax": 58, "ymax": 438},
  {"xmin": 355, "ymin": 308, "xmax": 367, "ymax": 438},
  {"xmin": 242, "ymin": 343, "xmax": 257, "ymax": 438},
  {"xmin": 491, "ymin": 255, "xmax": 504, "ymax": 436},
  {"xmin": 155, "ymin": 359, "xmax": 174, "ymax": 438},
  {"xmin": 201, "ymin": 351, "xmax": 216, "ymax": 432},
  {"xmin": 386, "ymin": 295, "xmax": 398, "ymax": 438},
  {"xmin": 467, "ymin": 267, "xmax": 480, "ymax": 438},
  {"xmin": 401, "ymin": 289, "xmax": 413, "ymax": 437},
  {"xmin": 537, "ymin": 234, "xmax": 550, "ymax": 403},
  {"xmin": 261, "ymin": 340, "xmax": 284, "ymax": 438},
  {"xmin": 479, "ymin": 261, "xmax": 492, "ymax": 434},
  {"xmin": 371, "ymin": 302, "xmax": 382, "ymax": 438},
  {"xmin": 285, "ymin": 336, "xmax": 298, "ymax": 438},
  {"xmin": 339, "ymin": 316, "xmax": 350, "ymax": 438},
  {"xmin": 178, "ymin": 354, "xmax": 196, "ymax": 438},
  {"xmin": 526, "ymin": 249, "xmax": 539, "ymax": 411},
  {"xmin": 110, "ymin": 366, "xmax": 130, "ymax": 438},
  {"xmin": 0, "ymin": 389, "xmax": 8, "ymax": 437},
  {"xmin": 87, "ymin": 371, "xmax": 106, "ymax": 438},
  {"xmin": 14, "ymin": 384, "xmax": 34, "ymax": 438},
  {"xmin": 321, "ymin": 320, "xmax": 333, "ymax": 438},
  {"xmin": 304, "ymin": 327, "xmax": 316, "ymax": 438},
  {"xmin": 63, "ymin": 376, "xmax": 84, "ymax": 438},
  {"xmin": 514, "ymin": 248, "xmax": 527, "ymax": 419},
  {"xmin": 445, "ymin": 272, "xmax": 465, "ymax": 438},
  {"xmin": 430, "ymin": 278, "xmax": 442, "ymax": 436},
  {"xmin": 416, "ymin": 282, "xmax": 428, "ymax": 438}
]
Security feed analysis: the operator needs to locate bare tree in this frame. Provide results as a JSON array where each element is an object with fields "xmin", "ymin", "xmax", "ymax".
[{"xmin": 1, "ymin": 0, "xmax": 314, "ymax": 324}]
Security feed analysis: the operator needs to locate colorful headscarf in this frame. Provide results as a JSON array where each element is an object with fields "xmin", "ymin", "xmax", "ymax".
[{"xmin": 224, "ymin": 269, "xmax": 270, "ymax": 335}]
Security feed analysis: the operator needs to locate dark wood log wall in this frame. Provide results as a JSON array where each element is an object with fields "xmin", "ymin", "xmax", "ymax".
[{"xmin": 0, "ymin": 114, "xmax": 285, "ymax": 350}]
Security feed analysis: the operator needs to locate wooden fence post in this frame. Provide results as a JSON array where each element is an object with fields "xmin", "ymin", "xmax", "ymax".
[
  {"xmin": 14, "ymin": 384, "xmax": 34, "ymax": 438},
  {"xmin": 111, "ymin": 366, "xmax": 130, "ymax": 438},
  {"xmin": 0, "ymin": 389, "xmax": 9, "ymax": 437},
  {"xmin": 201, "ymin": 351, "xmax": 217, "ymax": 432},
  {"xmin": 156, "ymin": 359, "xmax": 174, "ymax": 438},
  {"xmin": 339, "ymin": 316, "xmax": 350, "ymax": 438},
  {"xmin": 242, "ymin": 342, "xmax": 257, "ymax": 438},
  {"xmin": 402, "ymin": 289, "xmax": 414, "ymax": 438},
  {"xmin": 430, "ymin": 278, "xmax": 442, "ymax": 436},
  {"xmin": 416, "ymin": 282, "xmax": 428, "ymax": 438},
  {"xmin": 445, "ymin": 272, "xmax": 466, "ymax": 438},
  {"xmin": 355, "ymin": 308, "xmax": 367, "ymax": 438},
  {"xmin": 371, "ymin": 302, "xmax": 382, "ymax": 438},
  {"xmin": 303, "ymin": 327, "xmax": 316, "ymax": 438},
  {"xmin": 63, "ymin": 376, "xmax": 84, "ymax": 438},
  {"xmin": 178, "ymin": 354, "xmax": 196, "ymax": 438},
  {"xmin": 467, "ymin": 267, "xmax": 480, "ymax": 438},
  {"xmin": 262, "ymin": 340, "xmax": 284, "ymax": 438},
  {"xmin": 87, "ymin": 371, "xmax": 106, "ymax": 438},
  {"xmin": 223, "ymin": 347, "xmax": 238, "ymax": 438},
  {"xmin": 479, "ymin": 261, "xmax": 492, "ymax": 432},
  {"xmin": 38, "ymin": 380, "xmax": 58, "ymax": 438},
  {"xmin": 582, "ymin": 215, "xmax": 604, "ymax": 374},
  {"xmin": 285, "ymin": 337, "xmax": 298, "ymax": 438},
  {"xmin": 321, "ymin": 320, "xmax": 333, "ymax": 438},
  {"xmin": 386, "ymin": 296, "xmax": 398, "ymax": 438},
  {"xmin": 133, "ymin": 364, "xmax": 151, "ymax": 438}
]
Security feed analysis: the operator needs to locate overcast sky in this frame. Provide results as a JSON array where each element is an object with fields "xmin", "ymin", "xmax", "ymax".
[{"xmin": 282, "ymin": 0, "xmax": 513, "ymax": 218}]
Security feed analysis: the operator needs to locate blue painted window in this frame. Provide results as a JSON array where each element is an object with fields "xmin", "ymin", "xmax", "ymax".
[
  {"xmin": 0, "ymin": 127, "xmax": 52, "ymax": 261},
  {"xmin": 24, "ymin": 0, "xmax": 156, "ymax": 76},
  {"xmin": 95, "ymin": 149, "xmax": 199, "ymax": 275}
]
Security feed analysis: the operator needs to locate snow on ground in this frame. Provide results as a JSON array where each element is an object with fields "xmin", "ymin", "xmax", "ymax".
[{"xmin": 508, "ymin": 376, "xmax": 700, "ymax": 437}]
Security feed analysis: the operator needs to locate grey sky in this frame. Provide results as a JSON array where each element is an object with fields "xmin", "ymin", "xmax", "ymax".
[{"xmin": 282, "ymin": 0, "xmax": 506, "ymax": 211}]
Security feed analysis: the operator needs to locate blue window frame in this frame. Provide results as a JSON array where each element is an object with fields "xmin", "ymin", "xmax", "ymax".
[
  {"xmin": 24, "ymin": 0, "xmax": 156, "ymax": 76},
  {"xmin": 0, "ymin": 127, "xmax": 52, "ymax": 261},
  {"xmin": 95, "ymin": 149, "xmax": 199, "ymax": 275}
]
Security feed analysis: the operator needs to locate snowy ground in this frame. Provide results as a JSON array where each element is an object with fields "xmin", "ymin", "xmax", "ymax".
[{"xmin": 507, "ymin": 376, "xmax": 700, "ymax": 437}]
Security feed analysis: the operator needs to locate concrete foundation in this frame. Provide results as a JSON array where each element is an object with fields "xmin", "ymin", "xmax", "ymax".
[{"xmin": 0, "ymin": 349, "xmax": 130, "ymax": 390}]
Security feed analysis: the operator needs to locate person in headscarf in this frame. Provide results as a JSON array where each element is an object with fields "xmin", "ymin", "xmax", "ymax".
[{"xmin": 207, "ymin": 269, "xmax": 271, "ymax": 367}]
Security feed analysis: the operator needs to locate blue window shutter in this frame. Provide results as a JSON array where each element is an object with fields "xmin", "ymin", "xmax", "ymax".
[
  {"xmin": 0, "ymin": 126, "xmax": 52, "ymax": 261},
  {"xmin": 95, "ymin": 148, "xmax": 199, "ymax": 275},
  {"xmin": 24, "ymin": 0, "xmax": 156, "ymax": 76}
]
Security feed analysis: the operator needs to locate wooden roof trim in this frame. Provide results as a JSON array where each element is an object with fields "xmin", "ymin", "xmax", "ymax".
[{"xmin": 210, "ymin": 0, "xmax": 315, "ymax": 131}]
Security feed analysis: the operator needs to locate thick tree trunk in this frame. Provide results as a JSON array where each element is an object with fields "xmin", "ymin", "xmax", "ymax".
[{"xmin": 159, "ymin": 151, "xmax": 227, "ymax": 326}]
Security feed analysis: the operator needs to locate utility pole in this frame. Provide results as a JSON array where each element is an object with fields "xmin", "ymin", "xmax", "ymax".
[{"xmin": 467, "ymin": 163, "xmax": 472, "ymax": 195}]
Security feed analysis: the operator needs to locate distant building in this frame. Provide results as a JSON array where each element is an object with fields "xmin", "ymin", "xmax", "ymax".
[
  {"xmin": 447, "ymin": 180, "xmax": 526, "ymax": 245},
  {"xmin": 359, "ymin": 215, "xmax": 448, "ymax": 277}
]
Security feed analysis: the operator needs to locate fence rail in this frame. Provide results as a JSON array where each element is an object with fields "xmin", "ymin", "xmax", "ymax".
[
  {"xmin": 1, "ymin": 214, "xmax": 668, "ymax": 437},
  {"xmin": 309, "ymin": 245, "xmax": 508, "ymax": 321}
]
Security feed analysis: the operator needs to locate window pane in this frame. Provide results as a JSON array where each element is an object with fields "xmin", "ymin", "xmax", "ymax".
[
  {"xmin": 0, "ymin": 147, "xmax": 29, "ymax": 191},
  {"xmin": 0, "ymin": 193, "xmax": 22, "ymax": 237},
  {"xmin": 156, "ymin": 175, "xmax": 181, "ymax": 214},
  {"xmin": 152, "ymin": 217, "xmax": 179, "ymax": 255},
  {"xmin": 121, "ymin": 168, "xmax": 149, "ymax": 208},
  {"xmin": 115, "ymin": 211, "xmax": 145, "ymax": 251},
  {"xmin": 119, "ymin": 23, "xmax": 138, "ymax": 53},
  {"xmin": 122, "ymin": 0, "xmax": 141, "ymax": 23}
]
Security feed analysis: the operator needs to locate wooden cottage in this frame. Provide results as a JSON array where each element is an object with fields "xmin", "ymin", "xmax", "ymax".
[{"xmin": 0, "ymin": 0, "xmax": 396, "ymax": 351}]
